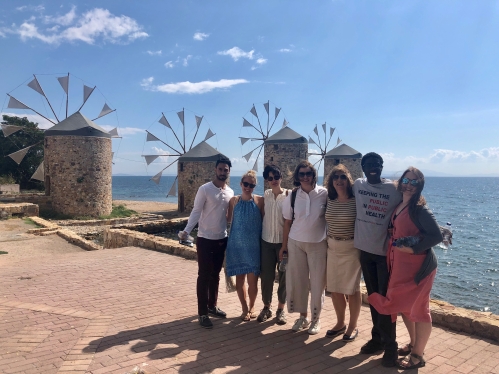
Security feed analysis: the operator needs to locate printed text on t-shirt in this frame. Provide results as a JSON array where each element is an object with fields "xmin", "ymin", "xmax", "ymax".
[{"xmin": 359, "ymin": 189, "xmax": 391, "ymax": 220}]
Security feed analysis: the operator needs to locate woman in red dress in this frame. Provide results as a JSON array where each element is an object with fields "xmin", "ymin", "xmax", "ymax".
[{"xmin": 368, "ymin": 167, "xmax": 443, "ymax": 370}]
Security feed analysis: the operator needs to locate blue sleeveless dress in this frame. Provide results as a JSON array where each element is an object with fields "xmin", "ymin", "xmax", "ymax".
[{"xmin": 226, "ymin": 197, "xmax": 262, "ymax": 276}]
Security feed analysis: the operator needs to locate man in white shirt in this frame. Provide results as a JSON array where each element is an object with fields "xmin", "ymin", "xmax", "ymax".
[{"xmin": 179, "ymin": 157, "xmax": 234, "ymax": 329}]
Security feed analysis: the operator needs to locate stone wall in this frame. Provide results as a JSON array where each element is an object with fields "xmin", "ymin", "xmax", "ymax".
[
  {"xmin": 44, "ymin": 136, "xmax": 112, "ymax": 217},
  {"xmin": 0, "ymin": 184, "xmax": 20, "ymax": 194},
  {"xmin": 324, "ymin": 157, "xmax": 363, "ymax": 181},
  {"xmin": 178, "ymin": 161, "xmax": 230, "ymax": 213},
  {"xmin": 264, "ymin": 143, "xmax": 308, "ymax": 190},
  {"xmin": 0, "ymin": 193, "xmax": 52, "ymax": 211},
  {"xmin": 0, "ymin": 203, "xmax": 39, "ymax": 219}
]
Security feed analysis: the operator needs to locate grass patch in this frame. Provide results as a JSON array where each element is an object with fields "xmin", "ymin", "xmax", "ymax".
[
  {"xmin": 0, "ymin": 251, "xmax": 8, "ymax": 255},
  {"xmin": 100, "ymin": 204, "xmax": 137, "ymax": 219},
  {"xmin": 23, "ymin": 217, "xmax": 42, "ymax": 228}
]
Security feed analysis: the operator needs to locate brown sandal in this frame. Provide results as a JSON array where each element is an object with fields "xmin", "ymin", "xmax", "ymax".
[
  {"xmin": 398, "ymin": 343, "xmax": 413, "ymax": 356},
  {"xmin": 249, "ymin": 310, "xmax": 257, "ymax": 319},
  {"xmin": 396, "ymin": 353, "xmax": 425, "ymax": 370},
  {"xmin": 240, "ymin": 312, "xmax": 250, "ymax": 321}
]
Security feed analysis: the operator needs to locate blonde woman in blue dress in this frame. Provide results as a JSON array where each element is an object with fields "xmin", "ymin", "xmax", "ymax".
[{"xmin": 226, "ymin": 170, "xmax": 264, "ymax": 321}]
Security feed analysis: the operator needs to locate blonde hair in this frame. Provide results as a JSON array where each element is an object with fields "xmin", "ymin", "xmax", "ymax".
[{"xmin": 241, "ymin": 169, "xmax": 257, "ymax": 184}]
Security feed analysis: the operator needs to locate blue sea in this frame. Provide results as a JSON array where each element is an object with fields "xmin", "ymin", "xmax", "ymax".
[{"xmin": 113, "ymin": 176, "xmax": 499, "ymax": 314}]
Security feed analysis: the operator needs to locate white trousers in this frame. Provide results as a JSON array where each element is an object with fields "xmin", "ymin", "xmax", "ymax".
[{"xmin": 286, "ymin": 238, "xmax": 327, "ymax": 321}]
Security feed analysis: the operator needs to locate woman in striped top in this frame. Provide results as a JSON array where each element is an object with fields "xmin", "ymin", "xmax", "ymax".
[{"xmin": 324, "ymin": 164, "xmax": 362, "ymax": 342}]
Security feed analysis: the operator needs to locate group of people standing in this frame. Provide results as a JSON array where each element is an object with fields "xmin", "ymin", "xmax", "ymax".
[{"xmin": 179, "ymin": 151, "xmax": 446, "ymax": 370}]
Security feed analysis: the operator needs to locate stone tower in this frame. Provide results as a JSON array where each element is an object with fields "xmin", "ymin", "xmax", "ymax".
[
  {"xmin": 177, "ymin": 141, "xmax": 230, "ymax": 213},
  {"xmin": 44, "ymin": 112, "xmax": 112, "ymax": 217},
  {"xmin": 324, "ymin": 143, "xmax": 363, "ymax": 181},
  {"xmin": 264, "ymin": 127, "xmax": 308, "ymax": 189}
]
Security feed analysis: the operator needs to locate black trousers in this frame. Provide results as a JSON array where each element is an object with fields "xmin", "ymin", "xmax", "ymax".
[
  {"xmin": 196, "ymin": 236, "xmax": 228, "ymax": 316},
  {"xmin": 360, "ymin": 250, "xmax": 397, "ymax": 352}
]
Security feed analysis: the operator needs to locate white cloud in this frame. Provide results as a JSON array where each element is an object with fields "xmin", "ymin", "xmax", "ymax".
[
  {"xmin": 218, "ymin": 47, "xmax": 255, "ymax": 61},
  {"xmin": 16, "ymin": 5, "xmax": 45, "ymax": 12},
  {"xmin": 44, "ymin": 6, "xmax": 77, "ymax": 26},
  {"xmin": 164, "ymin": 61, "xmax": 174, "ymax": 68},
  {"xmin": 1, "ymin": 112, "xmax": 54, "ymax": 130},
  {"xmin": 147, "ymin": 50, "xmax": 162, "ymax": 56},
  {"xmin": 100, "ymin": 125, "xmax": 144, "ymax": 137},
  {"xmin": 193, "ymin": 32, "xmax": 209, "ymax": 41},
  {"xmin": 256, "ymin": 58, "xmax": 267, "ymax": 65},
  {"xmin": 10, "ymin": 8, "xmax": 148, "ymax": 45},
  {"xmin": 141, "ymin": 77, "xmax": 249, "ymax": 94},
  {"xmin": 183, "ymin": 55, "xmax": 192, "ymax": 66},
  {"xmin": 279, "ymin": 48, "xmax": 292, "ymax": 52}
]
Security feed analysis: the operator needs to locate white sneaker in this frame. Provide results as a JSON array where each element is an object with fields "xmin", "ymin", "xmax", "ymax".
[
  {"xmin": 308, "ymin": 319, "xmax": 321, "ymax": 335},
  {"xmin": 292, "ymin": 316, "xmax": 310, "ymax": 331}
]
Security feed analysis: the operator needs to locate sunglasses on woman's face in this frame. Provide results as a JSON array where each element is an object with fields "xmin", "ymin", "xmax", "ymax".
[
  {"xmin": 332, "ymin": 174, "xmax": 348, "ymax": 181},
  {"xmin": 242, "ymin": 182, "xmax": 256, "ymax": 189},
  {"xmin": 267, "ymin": 175, "xmax": 281, "ymax": 182},
  {"xmin": 298, "ymin": 171, "xmax": 313, "ymax": 178},
  {"xmin": 402, "ymin": 177, "xmax": 419, "ymax": 186}
]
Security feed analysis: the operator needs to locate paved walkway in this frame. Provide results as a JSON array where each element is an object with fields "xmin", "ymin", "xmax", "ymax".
[{"xmin": 0, "ymin": 220, "xmax": 498, "ymax": 373}]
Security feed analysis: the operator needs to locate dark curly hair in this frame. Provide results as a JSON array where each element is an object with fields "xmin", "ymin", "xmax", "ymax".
[
  {"xmin": 361, "ymin": 152, "xmax": 383, "ymax": 167},
  {"xmin": 216, "ymin": 156, "xmax": 232, "ymax": 168},
  {"xmin": 292, "ymin": 160, "xmax": 317, "ymax": 187},
  {"xmin": 263, "ymin": 164, "xmax": 281, "ymax": 180}
]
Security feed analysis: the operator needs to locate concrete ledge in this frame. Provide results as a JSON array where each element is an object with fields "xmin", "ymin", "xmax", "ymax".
[
  {"xmin": 0, "ymin": 202, "xmax": 39, "ymax": 219},
  {"xmin": 57, "ymin": 229, "xmax": 102, "ymax": 251},
  {"xmin": 55, "ymin": 213, "xmax": 164, "ymax": 227},
  {"xmin": 103, "ymin": 228, "xmax": 196, "ymax": 260},
  {"xmin": 111, "ymin": 218, "xmax": 188, "ymax": 234},
  {"xmin": 29, "ymin": 216, "xmax": 60, "ymax": 231}
]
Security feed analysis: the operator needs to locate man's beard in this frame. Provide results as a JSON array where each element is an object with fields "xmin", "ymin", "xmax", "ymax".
[{"xmin": 216, "ymin": 174, "xmax": 227, "ymax": 181}]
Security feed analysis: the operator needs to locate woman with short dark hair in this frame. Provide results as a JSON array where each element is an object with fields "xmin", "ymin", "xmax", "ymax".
[
  {"xmin": 281, "ymin": 160, "xmax": 328, "ymax": 335},
  {"xmin": 369, "ymin": 167, "xmax": 442, "ymax": 370}
]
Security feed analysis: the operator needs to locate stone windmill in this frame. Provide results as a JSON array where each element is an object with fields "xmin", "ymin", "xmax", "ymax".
[
  {"xmin": 3, "ymin": 74, "xmax": 120, "ymax": 217},
  {"xmin": 239, "ymin": 101, "xmax": 307, "ymax": 189},
  {"xmin": 142, "ymin": 109, "xmax": 225, "ymax": 213}
]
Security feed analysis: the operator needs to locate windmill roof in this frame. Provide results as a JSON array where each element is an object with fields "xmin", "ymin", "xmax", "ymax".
[
  {"xmin": 325, "ymin": 143, "xmax": 362, "ymax": 158},
  {"xmin": 265, "ymin": 126, "xmax": 307, "ymax": 144},
  {"xmin": 178, "ymin": 141, "xmax": 228, "ymax": 162},
  {"xmin": 44, "ymin": 112, "xmax": 111, "ymax": 138}
]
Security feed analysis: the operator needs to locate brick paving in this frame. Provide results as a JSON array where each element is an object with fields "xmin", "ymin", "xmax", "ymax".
[{"xmin": 0, "ymin": 221, "xmax": 498, "ymax": 373}]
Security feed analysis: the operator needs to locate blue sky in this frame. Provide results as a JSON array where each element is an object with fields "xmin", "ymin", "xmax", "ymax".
[{"xmin": 1, "ymin": 0, "xmax": 498, "ymax": 178}]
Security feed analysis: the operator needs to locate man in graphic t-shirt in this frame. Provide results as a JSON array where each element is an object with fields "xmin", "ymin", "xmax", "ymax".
[
  {"xmin": 353, "ymin": 152, "xmax": 402, "ymax": 367},
  {"xmin": 178, "ymin": 156, "xmax": 234, "ymax": 329}
]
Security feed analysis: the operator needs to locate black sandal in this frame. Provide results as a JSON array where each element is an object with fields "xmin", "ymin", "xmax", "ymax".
[
  {"xmin": 396, "ymin": 353, "xmax": 426, "ymax": 370},
  {"xmin": 398, "ymin": 343, "xmax": 413, "ymax": 356}
]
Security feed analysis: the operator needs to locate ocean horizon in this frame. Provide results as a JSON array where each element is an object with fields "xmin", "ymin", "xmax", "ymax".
[{"xmin": 112, "ymin": 175, "xmax": 499, "ymax": 315}]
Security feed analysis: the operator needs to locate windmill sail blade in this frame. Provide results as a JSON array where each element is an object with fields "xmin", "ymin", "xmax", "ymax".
[
  {"xmin": 112, "ymin": 152, "xmax": 114, "ymax": 158},
  {"xmin": 27, "ymin": 77, "xmax": 44, "ymax": 96},
  {"xmin": 150, "ymin": 171, "xmax": 162, "ymax": 185},
  {"xmin": 243, "ymin": 118, "xmax": 253, "ymax": 127},
  {"xmin": 275, "ymin": 107, "xmax": 281, "ymax": 119},
  {"xmin": 263, "ymin": 102, "xmax": 269, "ymax": 114},
  {"xmin": 240, "ymin": 137, "xmax": 250, "ymax": 145},
  {"xmin": 159, "ymin": 114, "xmax": 171, "ymax": 128},
  {"xmin": 7, "ymin": 146, "xmax": 32, "ymax": 165},
  {"xmin": 204, "ymin": 129, "xmax": 215, "ymax": 141},
  {"xmin": 322, "ymin": 123, "xmax": 326, "ymax": 133},
  {"xmin": 57, "ymin": 76, "xmax": 69, "ymax": 94},
  {"xmin": 177, "ymin": 110, "xmax": 185, "ymax": 125},
  {"xmin": 31, "ymin": 161, "xmax": 44, "ymax": 181},
  {"xmin": 108, "ymin": 127, "xmax": 119, "ymax": 137},
  {"xmin": 313, "ymin": 125, "xmax": 318, "ymax": 136},
  {"xmin": 250, "ymin": 105, "xmax": 258, "ymax": 118},
  {"xmin": 252, "ymin": 159, "xmax": 258, "ymax": 172},
  {"xmin": 7, "ymin": 96, "xmax": 30, "ymax": 110},
  {"xmin": 282, "ymin": 119, "xmax": 289, "ymax": 128},
  {"xmin": 83, "ymin": 85, "xmax": 94, "ymax": 102},
  {"xmin": 330, "ymin": 127, "xmax": 335, "ymax": 137},
  {"xmin": 336, "ymin": 137, "xmax": 342, "ymax": 146},
  {"xmin": 195, "ymin": 115, "xmax": 203, "ymax": 128},
  {"xmin": 308, "ymin": 136, "xmax": 317, "ymax": 145},
  {"xmin": 143, "ymin": 155, "xmax": 160, "ymax": 165},
  {"xmin": 1, "ymin": 124, "xmax": 23, "ymax": 137},
  {"xmin": 243, "ymin": 150, "xmax": 253, "ymax": 162},
  {"xmin": 167, "ymin": 178, "xmax": 177, "ymax": 197},
  {"xmin": 146, "ymin": 131, "xmax": 161, "ymax": 142},
  {"xmin": 97, "ymin": 103, "xmax": 113, "ymax": 118}
]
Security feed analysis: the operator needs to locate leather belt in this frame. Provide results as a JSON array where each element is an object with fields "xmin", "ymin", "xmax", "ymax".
[{"xmin": 329, "ymin": 236, "xmax": 354, "ymax": 241}]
